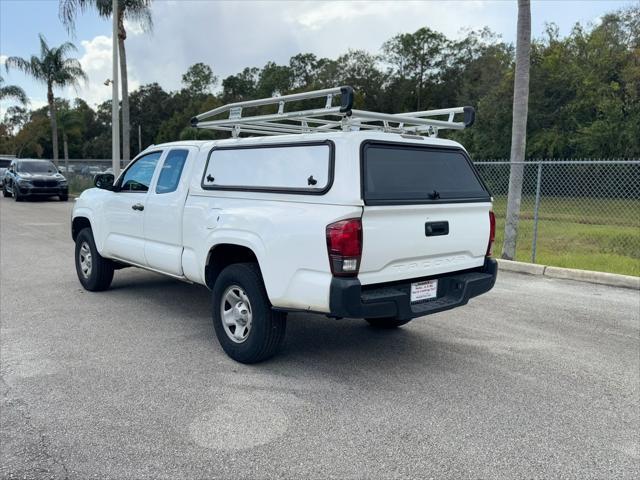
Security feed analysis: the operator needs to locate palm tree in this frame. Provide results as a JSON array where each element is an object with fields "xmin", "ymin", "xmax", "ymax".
[
  {"xmin": 502, "ymin": 0, "xmax": 531, "ymax": 260},
  {"xmin": 57, "ymin": 107, "xmax": 83, "ymax": 172},
  {"xmin": 59, "ymin": 0, "xmax": 153, "ymax": 163},
  {"xmin": 5, "ymin": 35, "xmax": 86, "ymax": 165},
  {"xmin": 0, "ymin": 75, "xmax": 29, "ymax": 106}
]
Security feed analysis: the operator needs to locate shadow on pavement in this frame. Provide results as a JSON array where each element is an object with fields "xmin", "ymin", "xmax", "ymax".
[{"xmin": 104, "ymin": 269, "xmax": 456, "ymax": 377}]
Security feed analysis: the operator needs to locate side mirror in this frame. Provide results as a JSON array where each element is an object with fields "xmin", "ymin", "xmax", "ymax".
[{"xmin": 94, "ymin": 173, "xmax": 115, "ymax": 190}]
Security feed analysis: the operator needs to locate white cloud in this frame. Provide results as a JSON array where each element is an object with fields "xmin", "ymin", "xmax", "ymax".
[
  {"xmin": 112, "ymin": 0, "xmax": 506, "ymax": 98},
  {"xmin": 65, "ymin": 35, "xmax": 140, "ymax": 107},
  {"xmin": 293, "ymin": 1, "xmax": 395, "ymax": 30}
]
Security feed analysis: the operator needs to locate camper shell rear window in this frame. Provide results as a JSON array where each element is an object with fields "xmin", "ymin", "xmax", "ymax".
[
  {"xmin": 202, "ymin": 140, "xmax": 334, "ymax": 195},
  {"xmin": 361, "ymin": 141, "xmax": 490, "ymax": 205}
]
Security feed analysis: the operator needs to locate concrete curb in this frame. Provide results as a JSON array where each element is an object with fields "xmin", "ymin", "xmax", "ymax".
[
  {"xmin": 496, "ymin": 259, "xmax": 640, "ymax": 290},
  {"xmin": 495, "ymin": 259, "xmax": 545, "ymax": 276}
]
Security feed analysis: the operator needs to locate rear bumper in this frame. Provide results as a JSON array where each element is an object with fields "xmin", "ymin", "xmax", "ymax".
[{"xmin": 329, "ymin": 258, "xmax": 498, "ymax": 320}]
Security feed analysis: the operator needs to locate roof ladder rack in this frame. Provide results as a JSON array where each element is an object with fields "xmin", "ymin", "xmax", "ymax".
[{"xmin": 191, "ymin": 86, "xmax": 475, "ymax": 138}]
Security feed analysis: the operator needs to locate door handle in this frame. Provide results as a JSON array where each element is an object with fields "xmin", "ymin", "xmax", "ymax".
[
  {"xmin": 131, "ymin": 203, "xmax": 144, "ymax": 211},
  {"xmin": 425, "ymin": 221, "xmax": 449, "ymax": 237}
]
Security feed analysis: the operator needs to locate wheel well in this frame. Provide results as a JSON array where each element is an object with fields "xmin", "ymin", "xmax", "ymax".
[
  {"xmin": 72, "ymin": 217, "xmax": 92, "ymax": 241},
  {"xmin": 205, "ymin": 244, "xmax": 259, "ymax": 289}
]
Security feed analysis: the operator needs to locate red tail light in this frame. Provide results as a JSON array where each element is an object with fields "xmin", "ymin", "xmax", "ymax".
[
  {"xmin": 487, "ymin": 210, "xmax": 496, "ymax": 256},
  {"xmin": 326, "ymin": 218, "xmax": 362, "ymax": 277}
]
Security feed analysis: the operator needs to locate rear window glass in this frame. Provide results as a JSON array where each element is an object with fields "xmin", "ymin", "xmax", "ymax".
[
  {"xmin": 362, "ymin": 143, "xmax": 489, "ymax": 205},
  {"xmin": 203, "ymin": 142, "xmax": 332, "ymax": 193},
  {"xmin": 156, "ymin": 149, "xmax": 188, "ymax": 194}
]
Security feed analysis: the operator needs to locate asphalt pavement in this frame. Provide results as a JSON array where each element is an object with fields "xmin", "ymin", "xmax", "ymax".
[{"xmin": 1, "ymin": 197, "xmax": 639, "ymax": 479}]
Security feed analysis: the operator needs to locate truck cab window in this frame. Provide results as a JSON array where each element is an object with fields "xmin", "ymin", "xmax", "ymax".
[
  {"xmin": 156, "ymin": 149, "xmax": 189, "ymax": 194},
  {"xmin": 119, "ymin": 151, "xmax": 162, "ymax": 192}
]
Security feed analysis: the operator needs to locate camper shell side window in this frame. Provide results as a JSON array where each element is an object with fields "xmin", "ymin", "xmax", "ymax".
[{"xmin": 201, "ymin": 140, "xmax": 335, "ymax": 195}]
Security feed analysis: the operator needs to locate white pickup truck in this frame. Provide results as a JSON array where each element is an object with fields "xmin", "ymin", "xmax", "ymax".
[{"xmin": 72, "ymin": 87, "xmax": 497, "ymax": 363}]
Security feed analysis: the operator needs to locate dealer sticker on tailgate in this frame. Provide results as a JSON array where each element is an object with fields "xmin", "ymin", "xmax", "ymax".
[{"xmin": 410, "ymin": 279, "xmax": 438, "ymax": 303}]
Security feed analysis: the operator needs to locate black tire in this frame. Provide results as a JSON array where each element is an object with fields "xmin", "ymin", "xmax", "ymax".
[
  {"xmin": 212, "ymin": 263, "xmax": 286, "ymax": 364},
  {"xmin": 59, "ymin": 194, "xmax": 69, "ymax": 201},
  {"xmin": 13, "ymin": 185, "xmax": 22, "ymax": 202},
  {"xmin": 2, "ymin": 185, "xmax": 10, "ymax": 198},
  {"xmin": 75, "ymin": 227, "xmax": 114, "ymax": 291},
  {"xmin": 365, "ymin": 317, "xmax": 412, "ymax": 329}
]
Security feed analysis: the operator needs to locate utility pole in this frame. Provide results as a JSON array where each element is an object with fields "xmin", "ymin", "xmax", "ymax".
[
  {"xmin": 111, "ymin": 0, "xmax": 120, "ymax": 177},
  {"xmin": 138, "ymin": 124, "xmax": 142, "ymax": 154}
]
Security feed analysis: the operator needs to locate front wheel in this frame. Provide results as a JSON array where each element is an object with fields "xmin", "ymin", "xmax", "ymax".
[
  {"xmin": 212, "ymin": 263, "xmax": 286, "ymax": 363},
  {"xmin": 13, "ymin": 186, "xmax": 21, "ymax": 202},
  {"xmin": 75, "ymin": 228, "xmax": 114, "ymax": 291},
  {"xmin": 365, "ymin": 317, "xmax": 412, "ymax": 329},
  {"xmin": 2, "ymin": 185, "xmax": 11, "ymax": 198}
]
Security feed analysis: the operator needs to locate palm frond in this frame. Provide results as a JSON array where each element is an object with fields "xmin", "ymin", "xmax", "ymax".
[
  {"xmin": 59, "ymin": 0, "xmax": 92, "ymax": 32},
  {"xmin": 38, "ymin": 33, "xmax": 50, "ymax": 59},
  {"xmin": 59, "ymin": 63, "xmax": 89, "ymax": 86},
  {"xmin": 5, "ymin": 56, "xmax": 35, "ymax": 77},
  {"xmin": 59, "ymin": 0, "xmax": 154, "ymax": 33},
  {"xmin": 0, "ymin": 84, "xmax": 30, "ymax": 105},
  {"xmin": 122, "ymin": 0, "xmax": 154, "ymax": 32},
  {"xmin": 56, "ymin": 41, "xmax": 79, "ymax": 58},
  {"xmin": 7, "ymin": 34, "xmax": 86, "ymax": 91},
  {"xmin": 94, "ymin": 0, "xmax": 114, "ymax": 17}
]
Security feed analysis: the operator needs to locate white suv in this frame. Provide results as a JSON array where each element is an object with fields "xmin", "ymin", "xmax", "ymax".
[{"xmin": 72, "ymin": 87, "xmax": 497, "ymax": 363}]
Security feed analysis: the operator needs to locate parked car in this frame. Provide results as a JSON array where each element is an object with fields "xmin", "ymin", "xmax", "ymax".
[
  {"xmin": 71, "ymin": 87, "xmax": 497, "ymax": 363},
  {"xmin": 3, "ymin": 159, "xmax": 69, "ymax": 201},
  {"xmin": 0, "ymin": 158, "xmax": 12, "ymax": 187},
  {"xmin": 79, "ymin": 165, "xmax": 102, "ymax": 177}
]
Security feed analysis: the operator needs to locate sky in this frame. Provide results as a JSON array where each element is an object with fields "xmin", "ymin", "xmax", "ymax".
[{"xmin": 0, "ymin": 0, "xmax": 636, "ymax": 112}]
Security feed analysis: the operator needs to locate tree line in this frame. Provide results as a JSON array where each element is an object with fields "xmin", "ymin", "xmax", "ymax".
[{"xmin": 1, "ymin": 4, "xmax": 637, "ymax": 161}]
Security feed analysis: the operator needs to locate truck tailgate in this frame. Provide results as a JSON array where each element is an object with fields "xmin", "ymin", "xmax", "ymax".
[{"xmin": 358, "ymin": 202, "xmax": 491, "ymax": 285}]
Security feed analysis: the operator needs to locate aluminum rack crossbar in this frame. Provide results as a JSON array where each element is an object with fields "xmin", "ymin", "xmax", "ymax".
[{"xmin": 190, "ymin": 85, "xmax": 475, "ymax": 138}]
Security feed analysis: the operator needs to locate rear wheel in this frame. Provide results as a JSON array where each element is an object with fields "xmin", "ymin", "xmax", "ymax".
[
  {"xmin": 59, "ymin": 194, "xmax": 68, "ymax": 201},
  {"xmin": 75, "ymin": 228, "xmax": 114, "ymax": 291},
  {"xmin": 365, "ymin": 317, "xmax": 412, "ymax": 329},
  {"xmin": 212, "ymin": 263, "xmax": 286, "ymax": 363}
]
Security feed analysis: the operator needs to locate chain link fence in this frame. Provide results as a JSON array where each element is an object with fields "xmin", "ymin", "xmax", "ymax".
[
  {"xmin": 59, "ymin": 159, "xmax": 123, "ymax": 194},
  {"xmin": 474, "ymin": 160, "xmax": 640, "ymax": 276}
]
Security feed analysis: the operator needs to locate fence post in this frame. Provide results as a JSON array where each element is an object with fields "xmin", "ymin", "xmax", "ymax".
[{"xmin": 531, "ymin": 161, "xmax": 543, "ymax": 263}]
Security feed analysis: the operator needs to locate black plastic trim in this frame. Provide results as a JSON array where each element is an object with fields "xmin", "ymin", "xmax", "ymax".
[
  {"xmin": 463, "ymin": 106, "xmax": 476, "ymax": 127},
  {"xmin": 359, "ymin": 140, "xmax": 492, "ymax": 206},
  {"xmin": 340, "ymin": 86, "xmax": 354, "ymax": 113},
  {"xmin": 425, "ymin": 221, "xmax": 449, "ymax": 237},
  {"xmin": 329, "ymin": 258, "xmax": 498, "ymax": 320},
  {"xmin": 201, "ymin": 140, "xmax": 335, "ymax": 196}
]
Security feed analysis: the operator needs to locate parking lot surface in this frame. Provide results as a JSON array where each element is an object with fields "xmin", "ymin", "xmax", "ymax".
[{"xmin": 1, "ymin": 197, "xmax": 639, "ymax": 479}]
